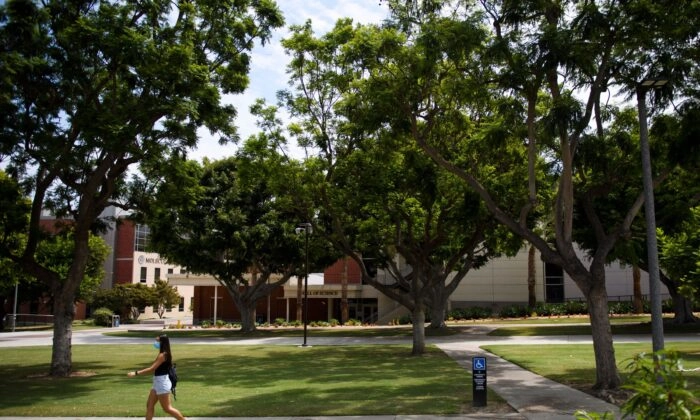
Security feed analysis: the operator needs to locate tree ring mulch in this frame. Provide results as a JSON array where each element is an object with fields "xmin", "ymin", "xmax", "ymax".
[{"xmin": 27, "ymin": 371, "xmax": 97, "ymax": 379}]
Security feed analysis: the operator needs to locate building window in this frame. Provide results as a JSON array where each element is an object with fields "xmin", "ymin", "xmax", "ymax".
[
  {"xmin": 167, "ymin": 268, "xmax": 174, "ymax": 275},
  {"xmin": 179, "ymin": 297, "xmax": 185, "ymax": 312},
  {"xmin": 134, "ymin": 224, "xmax": 150, "ymax": 252},
  {"xmin": 154, "ymin": 268, "xmax": 161, "ymax": 281},
  {"xmin": 544, "ymin": 263, "xmax": 565, "ymax": 303},
  {"xmin": 140, "ymin": 267, "xmax": 147, "ymax": 283}
]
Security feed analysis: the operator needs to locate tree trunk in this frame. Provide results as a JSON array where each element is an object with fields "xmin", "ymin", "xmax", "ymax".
[
  {"xmin": 427, "ymin": 283, "xmax": 447, "ymax": 329},
  {"xmin": 429, "ymin": 300, "xmax": 447, "ymax": 329},
  {"xmin": 50, "ymin": 226, "xmax": 91, "ymax": 377},
  {"xmin": 0, "ymin": 294, "xmax": 7, "ymax": 331},
  {"xmin": 50, "ymin": 292, "xmax": 75, "ymax": 376},
  {"xmin": 410, "ymin": 306, "xmax": 426, "ymax": 355},
  {"xmin": 633, "ymin": 265, "xmax": 643, "ymax": 314},
  {"xmin": 587, "ymin": 284, "xmax": 621, "ymax": 390},
  {"xmin": 239, "ymin": 302, "xmax": 256, "ymax": 333},
  {"xmin": 661, "ymin": 275, "xmax": 698, "ymax": 324},
  {"xmin": 527, "ymin": 244, "xmax": 537, "ymax": 309},
  {"xmin": 672, "ymin": 297, "xmax": 698, "ymax": 324}
]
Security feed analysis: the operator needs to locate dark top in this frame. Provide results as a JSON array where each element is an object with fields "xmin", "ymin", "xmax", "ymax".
[{"xmin": 154, "ymin": 353, "xmax": 171, "ymax": 376}]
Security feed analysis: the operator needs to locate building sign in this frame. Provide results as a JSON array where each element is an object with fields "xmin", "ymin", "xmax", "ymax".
[
  {"xmin": 137, "ymin": 255, "xmax": 165, "ymax": 265},
  {"xmin": 307, "ymin": 290, "xmax": 340, "ymax": 297},
  {"xmin": 472, "ymin": 356, "xmax": 487, "ymax": 407}
]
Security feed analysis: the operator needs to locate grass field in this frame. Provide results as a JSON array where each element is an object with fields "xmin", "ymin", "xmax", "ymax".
[
  {"xmin": 0, "ymin": 344, "xmax": 486, "ymax": 417},
  {"xmin": 483, "ymin": 342, "xmax": 700, "ymax": 392},
  {"xmin": 1, "ymin": 318, "xmax": 698, "ymax": 417},
  {"xmin": 487, "ymin": 320, "xmax": 700, "ymax": 336}
]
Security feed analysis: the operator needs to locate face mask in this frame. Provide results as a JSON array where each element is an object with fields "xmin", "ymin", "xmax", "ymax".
[{"xmin": 153, "ymin": 341, "xmax": 160, "ymax": 350}]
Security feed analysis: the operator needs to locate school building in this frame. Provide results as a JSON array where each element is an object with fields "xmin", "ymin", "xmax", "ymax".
[
  {"xmin": 12, "ymin": 207, "xmax": 668, "ymax": 326},
  {"xmin": 168, "ymin": 247, "xmax": 669, "ymax": 325}
]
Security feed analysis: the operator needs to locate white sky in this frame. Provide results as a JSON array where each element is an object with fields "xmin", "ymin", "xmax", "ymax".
[{"xmin": 190, "ymin": 0, "xmax": 391, "ymax": 162}]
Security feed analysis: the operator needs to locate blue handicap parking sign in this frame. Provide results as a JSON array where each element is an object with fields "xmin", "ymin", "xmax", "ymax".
[{"xmin": 473, "ymin": 357, "xmax": 486, "ymax": 371}]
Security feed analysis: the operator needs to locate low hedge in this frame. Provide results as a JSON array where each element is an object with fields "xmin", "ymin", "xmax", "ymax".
[{"xmin": 446, "ymin": 299, "xmax": 681, "ymax": 321}]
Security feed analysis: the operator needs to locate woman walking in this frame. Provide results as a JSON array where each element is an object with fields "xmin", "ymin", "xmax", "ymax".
[{"xmin": 127, "ymin": 334, "xmax": 185, "ymax": 420}]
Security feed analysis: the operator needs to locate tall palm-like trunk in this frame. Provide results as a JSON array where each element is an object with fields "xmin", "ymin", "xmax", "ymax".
[
  {"xmin": 527, "ymin": 244, "xmax": 537, "ymax": 309},
  {"xmin": 633, "ymin": 265, "xmax": 643, "ymax": 314}
]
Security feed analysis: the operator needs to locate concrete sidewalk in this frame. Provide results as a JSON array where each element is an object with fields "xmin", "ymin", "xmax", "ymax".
[
  {"xmin": 2, "ymin": 326, "xmax": 683, "ymax": 419},
  {"xmin": 437, "ymin": 342, "xmax": 620, "ymax": 419},
  {"xmin": 0, "ymin": 417, "xmax": 520, "ymax": 420}
]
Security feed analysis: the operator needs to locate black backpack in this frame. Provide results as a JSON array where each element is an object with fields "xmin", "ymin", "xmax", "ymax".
[{"xmin": 168, "ymin": 363, "xmax": 178, "ymax": 400}]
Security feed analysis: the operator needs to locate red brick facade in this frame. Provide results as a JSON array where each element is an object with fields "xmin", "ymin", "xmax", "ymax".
[
  {"xmin": 113, "ymin": 219, "xmax": 135, "ymax": 285},
  {"xmin": 323, "ymin": 257, "xmax": 362, "ymax": 285}
]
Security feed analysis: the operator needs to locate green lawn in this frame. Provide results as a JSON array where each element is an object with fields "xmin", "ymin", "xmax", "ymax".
[
  {"xmin": 106, "ymin": 324, "xmax": 460, "ymax": 338},
  {"xmin": 487, "ymin": 320, "xmax": 700, "ymax": 336},
  {"xmin": 483, "ymin": 342, "xmax": 700, "ymax": 391},
  {"xmin": 0, "ymin": 344, "xmax": 489, "ymax": 417}
]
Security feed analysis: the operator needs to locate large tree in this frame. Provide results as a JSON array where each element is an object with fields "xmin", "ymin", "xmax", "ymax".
[
  {"xmin": 134, "ymin": 136, "xmax": 336, "ymax": 332},
  {"xmin": 0, "ymin": 0, "xmax": 283, "ymax": 375},
  {"xmin": 280, "ymin": 19, "xmax": 526, "ymax": 354},
  {"xmin": 372, "ymin": 0, "xmax": 699, "ymax": 391}
]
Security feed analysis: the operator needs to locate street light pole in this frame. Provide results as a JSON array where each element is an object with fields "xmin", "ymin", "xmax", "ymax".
[
  {"xmin": 636, "ymin": 78, "xmax": 667, "ymax": 353},
  {"xmin": 296, "ymin": 223, "xmax": 312, "ymax": 347}
]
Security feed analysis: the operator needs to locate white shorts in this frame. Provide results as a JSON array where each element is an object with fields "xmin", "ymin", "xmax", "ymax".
[{"xmin": 152, "ymin": 374, "xmax": 172, "ymax": 395}]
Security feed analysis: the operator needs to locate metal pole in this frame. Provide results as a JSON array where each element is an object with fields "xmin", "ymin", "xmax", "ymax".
[
  {"xmin": 302, "ymin": 227, "xmax": 309, "ymax": 347},
  {"xmin": 12, "ymin": 282, "xmax": 19, "ymax": 332},
  {"xmin": 636, "ymin": 85, "xmax": 664, "ymax": 353},
  {"xmin": 213, "ymin": 286, "xmax": 218, "ymax": 325}
]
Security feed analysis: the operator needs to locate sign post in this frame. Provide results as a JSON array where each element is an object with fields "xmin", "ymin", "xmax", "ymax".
[{"xmin": 472, "ymin": 356, "xmax": 487, "ymax": 407}]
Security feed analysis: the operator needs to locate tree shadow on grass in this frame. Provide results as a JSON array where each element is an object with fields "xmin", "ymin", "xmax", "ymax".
[
  {"xmin": 171, "ymin": 345, "xmax": 471, "ymax": 416},
  {"xmin": 0, "ymin": 360, "xmax": 112, "ymax": 413}
]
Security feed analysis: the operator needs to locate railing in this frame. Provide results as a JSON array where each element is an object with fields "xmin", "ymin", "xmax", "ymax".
[
  {"xmin": 565, "ymin": 294, "xmax": 671, "ymax": 302},
  {"xmin": 4, "ymin": 314, "xmax": 54, "ymax": 328}
]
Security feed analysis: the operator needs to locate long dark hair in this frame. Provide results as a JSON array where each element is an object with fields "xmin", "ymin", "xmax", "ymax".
[{"xmin": 158, "ymin": 334, "xmax": 172, "ymax": 364}]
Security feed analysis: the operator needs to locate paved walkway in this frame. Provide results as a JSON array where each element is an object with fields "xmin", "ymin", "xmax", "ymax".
[{"xmin": 2, "ymin": 325, "xmax": 697, "ymax": 419}]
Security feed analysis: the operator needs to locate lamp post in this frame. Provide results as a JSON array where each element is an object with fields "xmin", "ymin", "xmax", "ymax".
[
  {"xmin": 295, "ymin": 223, "xmax": 312, "ymax": 347},
  {"xmin": 636, "ymin": 77, "xmax": 667, "ymax": 353}
]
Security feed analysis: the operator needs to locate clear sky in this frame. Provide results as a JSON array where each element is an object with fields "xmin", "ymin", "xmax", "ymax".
[{"xmin": 190, "ymin": 0, "xmax": 391, "ymax": 162}]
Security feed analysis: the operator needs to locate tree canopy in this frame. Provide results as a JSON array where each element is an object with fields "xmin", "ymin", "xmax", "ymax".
[
  {"xmin": 134, "ymin": 134, "xmax": 338, "ymax": 332},
  {"xmin": 362, "ymin": 0, "xmax": 699, "ymax": 390},
  {"xmin": 0, "ymin": 0, "xmax": 283, "ymax": 376}
]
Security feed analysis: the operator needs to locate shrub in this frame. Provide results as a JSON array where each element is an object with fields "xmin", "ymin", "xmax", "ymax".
[
  {"xmin": 449, "ymin": 306, "xmax": 493, "ymax": 320},
  {"xmin": 274, "ymin": 318, "xmax": 287, "ymax": 326},
  {"xmin": 200, "ymin": 320, "xmax": 211, "ymax": 328},
  {"xmin": 344, "ymin": 318, "xmax": 362, "ymax": 326},
  {"xmin": 608, "ymin": 301, "xmax": 633, "ymax": 315},
  {"xmin": 91, "ymin": 307, "xmax": 114, "ymax": 327},
  {"xmin": 498, "ymin": 305, "xmax": 529, "ymax": 318},
  {"xmin": 329, "ymin": 318, "xmax": 340, "ymax": 327},
  {"xmin": 622, "ymin": 350, "xmax": 700, "ymax": 418},
  {"xmin": 565, "ymin": 300, "xmax": 588, "ymax": 315}
]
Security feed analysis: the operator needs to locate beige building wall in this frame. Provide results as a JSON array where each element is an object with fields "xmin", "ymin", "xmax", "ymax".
[
  {"xmin": 450, "ymin": 249, "xmax": 540, "ymax": 306},
  {"xmin": 132, "ymin": 251, "xmax": 194, "ymax": 320}
]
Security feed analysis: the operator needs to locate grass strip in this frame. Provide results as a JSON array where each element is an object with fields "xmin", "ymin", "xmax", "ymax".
[
  {"xmin": 482, "ymin": 342, "xmax": 700, "ymax": 391},
  {"xmin": 488, "ymin": 321, "xmax": 700, "ymax": 336},
  {"xmin": 0, "ymin": 344, "xmax": 483, "ymax": 417}
]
